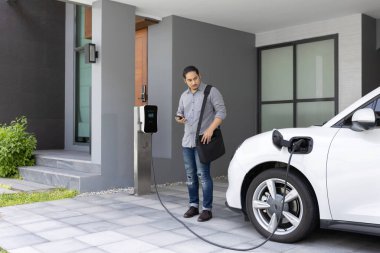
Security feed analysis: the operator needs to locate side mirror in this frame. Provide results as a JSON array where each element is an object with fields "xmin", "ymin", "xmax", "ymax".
[{"xmin": 351, "ymin": 108, "xmax": 376, "ymax": 132}]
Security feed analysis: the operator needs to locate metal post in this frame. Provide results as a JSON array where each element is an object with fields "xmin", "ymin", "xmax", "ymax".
[{"xmin": 134, "ymin": 107, "xmax": 152, "ymax": 195}]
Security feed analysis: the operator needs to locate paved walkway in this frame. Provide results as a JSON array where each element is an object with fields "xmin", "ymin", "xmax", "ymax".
[
  {"xmin": 0, "ymin": 178, "xmax": 379, "ymax": 253},
  {"xmin": 0, "ymin": 178, "xmax": 54, "ymax": 194}
]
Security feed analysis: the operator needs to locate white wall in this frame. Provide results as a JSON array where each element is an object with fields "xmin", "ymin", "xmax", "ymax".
[{"xmin": 256, "ymin": 14, "xmax": 362, "ymax": 111}]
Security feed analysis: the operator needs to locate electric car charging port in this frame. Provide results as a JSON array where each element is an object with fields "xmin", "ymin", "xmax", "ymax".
[{"xmin": 288, "ymin": 137, "xmax": 313, "ymax": 154}]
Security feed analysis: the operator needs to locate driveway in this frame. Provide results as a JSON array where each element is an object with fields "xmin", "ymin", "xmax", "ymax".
[{"xmin": 0, "ymin": 178, "xmax": 379, "ymax": 253}]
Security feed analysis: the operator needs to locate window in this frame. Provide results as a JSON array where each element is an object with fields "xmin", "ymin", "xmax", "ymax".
[
  {"xmin": 74, "ymin": 5, "xmax": 92, "ymax": 143},
  {"xmin": 259, "ymin": 35, "xmax": 338, "ymax": 132}
]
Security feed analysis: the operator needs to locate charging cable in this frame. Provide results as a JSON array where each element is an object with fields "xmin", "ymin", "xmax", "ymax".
[{"xmin": 151, "ymin": 133, "xmax": 304, "ymax": 251}]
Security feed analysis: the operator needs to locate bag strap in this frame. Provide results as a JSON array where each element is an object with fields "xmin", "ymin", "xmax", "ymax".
[{"xmin": 195, "ymin": 85, "xmax": 212, "ymax": 145}]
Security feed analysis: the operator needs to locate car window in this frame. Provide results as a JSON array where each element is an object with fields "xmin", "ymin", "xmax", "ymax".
[{"xmin": 336, "ymin": 97, "xmax": 380, "ymax": 128}]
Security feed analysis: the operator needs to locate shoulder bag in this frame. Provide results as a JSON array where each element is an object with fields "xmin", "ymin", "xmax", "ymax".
[{"xmin": 195, "ymin": 85, "xmax": 225, "ymax": 163}]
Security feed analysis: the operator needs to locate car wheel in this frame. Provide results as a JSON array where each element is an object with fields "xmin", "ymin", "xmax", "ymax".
[{"xmin": 246, "ymin": 168, "xmax": 318, "ymax": 243}]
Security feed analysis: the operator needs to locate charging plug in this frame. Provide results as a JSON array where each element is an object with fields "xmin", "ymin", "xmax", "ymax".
[
  {"xmin": 288, "ymin": 137, "xmax": 313, "ymax": 154},
  {"xmin": 292, "ymin": 139, "xmax": 305, "ymax": 151}
]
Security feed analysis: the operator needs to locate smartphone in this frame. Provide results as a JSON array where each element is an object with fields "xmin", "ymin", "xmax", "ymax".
[{"xmin": 175, "ymin": 115, "xmax": 183, "ymax": 120}]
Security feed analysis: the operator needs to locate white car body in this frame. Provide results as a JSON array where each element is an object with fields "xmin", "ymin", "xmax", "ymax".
[{"xmin": 226, "ymin": 86, "xmax": 380, "ymax": 238}]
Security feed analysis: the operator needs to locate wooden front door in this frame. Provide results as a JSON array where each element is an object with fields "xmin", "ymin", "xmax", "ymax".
[{"xmin": 135, "ymin": 28, "xmax": 148, "ymax": 106}]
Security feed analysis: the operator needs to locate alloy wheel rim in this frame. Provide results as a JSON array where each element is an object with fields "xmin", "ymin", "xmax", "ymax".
[{"xmin": 252, "ymin": 178, "xmax": 303, "ymax": 235}]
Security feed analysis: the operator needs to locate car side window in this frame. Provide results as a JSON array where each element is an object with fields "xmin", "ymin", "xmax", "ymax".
[
  {"xmin": 338, "ymin": 97, "xmax": 380, "ymax": 127},
  {"xmin": 374, "ymin": 98, "xmax": 380, "ymax": 126}
]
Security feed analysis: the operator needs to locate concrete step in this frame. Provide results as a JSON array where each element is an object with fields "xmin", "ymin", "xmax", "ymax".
[
  {"xmin": 35, "ymin": 154, "xmax": 101, "ymax": 174},
  {"xmin": 19, "ymin": 166, "xmax": 100, "ymax": 192}
]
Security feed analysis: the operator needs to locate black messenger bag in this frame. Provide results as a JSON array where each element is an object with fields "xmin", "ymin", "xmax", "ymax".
[{"xmin": 195, "ymin": 85, "xmax": 225, "ymax": 163}]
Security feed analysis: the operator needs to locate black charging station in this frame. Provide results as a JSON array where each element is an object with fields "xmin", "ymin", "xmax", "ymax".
[{"xmin": 140, "ymin": 105, "xmax": 158, "ymax": 133}]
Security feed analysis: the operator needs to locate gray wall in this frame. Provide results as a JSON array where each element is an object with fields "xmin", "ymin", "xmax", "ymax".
[
  {"xmin": 90, "ymin": 0, "xmax": 136, "ymax": 189},
  {"xmin": 149, "ymin": 16, "xmax": 256, "ymax": 183},
  {"xmin": 362, "ymin": 15, "xmax": 380, "ymax": 95},
  {"xmin": 0, "ymin": 0, "xmax": 65, "ymax": 149},
  {"xmin": 377, "ymin": 19, "xmax": 380, "ymax": 50}
]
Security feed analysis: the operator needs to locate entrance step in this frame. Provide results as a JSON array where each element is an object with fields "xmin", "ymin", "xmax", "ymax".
[
  {"xmin": 18, "ymin": 150, "xmax": 102, "ymax": 192},
  {"xmin": 34, "ymin": 150, "xmax": 100, "ymax": 174},
  {"xmin": 19, "ymin": 166, "xmax": 100, "ymax": 192}
]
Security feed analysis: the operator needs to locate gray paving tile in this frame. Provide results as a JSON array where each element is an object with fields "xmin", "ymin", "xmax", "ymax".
[
  {"xmin": 75, "ymin": 247, "xmax": 108, "ymax": 253},
  {"xmin": 116, "ymin": 224, "xmax": 161, "ymax": 238},
  {"xmin": 77, "ymin": 221, "xmax": 123, "ymax": 233},
  {"xmin": 87, "ymin": 199, "xmax": 121, "ymax": 205},
  {"xmin": 49, "ymin": 199, "xmax": 92, "ymax": 209},
  {"xmin": 172, "ymin": 226, "xmax": 219, "ymax": 237},
  {"xmin": 59, "ymin": 215, "xmax": 101, "ymax": 225},
  {"xmin": 76, "ymin": 231, "xmax": 130, "ymax": 246},
  {"xmin": 107, "ymin": 202, "xmax": 137, "ymax": 210},
  {"xmin": 19, "ymin": 202, "xmax": 51, "ymax": 210},
  {"xmin": 138, "ymin": 230, "xmax": 190, "ymax": 247},
  {"xmin": 36, "ymin": 227, "xmax": 87, "ymax": 241},
  {"xmin": 8, "ymin": 246, "xmax": 41, "ymax": 253},
  {"xmin": 26, "ymin": 205, "xmax": 67, "ymax": 214},
  {"xmin": 32, "ymin": 238, "xmax": 90, "ymax": 253},
  {"xmin": 0, "ymin": 220, "xmax": 13, "ymax": 229},
  {"xmin": 4, "ymin": 214, "xmax": 49, "ymax": 225},
  {"xmin": 203, "ymin": 231, "xmax": 259, "ymax": 247},
  {"xmin": 109, "ymin": 215, "xmax": 153, "ymax": 226},
  {"xmin": 92, "ymin": 210, "xmax": 129, "ymax": 220},
  {"xmin": 0, "ymin": 208, "xmax": 33, "ymax": 217},
  {"xmin": 165, "ymin": 238, "xmax": 219, "ymax": 253},
  {"xmin": 0, "ymin": 233, "xmax": 47, "ymax": 250},
  {"xmin": 20, "ymin": 220, "xmax": 68, "ymax": 233},
  {"xmin": 43, "ymin": 210, "xmax": 83, "ymax": 219},
  {"xmin": 144, "ymin": 249, "xmax": 177, "ymax": 253},
  {"xmin": 149, "ymin": 218, "xmax": 184, "ymax": 231},
  {"xmin": 0, "ymin": 226, "xmax": 29, "ymax": 238},
  {"xmin": 76, "ymin": 205, "xmax": 115, "ymax": 214},
  {"xmin": 99, "ymin": 238, "xmax": 158, "ymax": 253}
]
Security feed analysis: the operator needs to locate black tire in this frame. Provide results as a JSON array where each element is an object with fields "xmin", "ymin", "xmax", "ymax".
[{"xmin": 245, "ymin": 168, "xmax": 318, "ymax": 243}]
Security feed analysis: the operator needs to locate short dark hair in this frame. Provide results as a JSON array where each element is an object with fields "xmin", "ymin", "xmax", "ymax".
[{"xmin": 182, "ymin": 65, "xmax": 199, "ymax": 78}]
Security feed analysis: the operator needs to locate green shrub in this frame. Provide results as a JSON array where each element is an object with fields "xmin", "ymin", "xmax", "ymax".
[{"xmin": 0, "ymin": 116, "xmax": 37, "ymax": 177}]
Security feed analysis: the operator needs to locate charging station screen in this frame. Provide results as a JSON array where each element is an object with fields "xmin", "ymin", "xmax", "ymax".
[{"xmin": 147, "ymin": 112, "xmax": 155, "ymax": 119}]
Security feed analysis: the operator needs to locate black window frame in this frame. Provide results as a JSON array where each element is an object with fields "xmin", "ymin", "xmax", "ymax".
[{"xmin": 258, "ymin": 34, "xmax": 339, "ymax": 133}]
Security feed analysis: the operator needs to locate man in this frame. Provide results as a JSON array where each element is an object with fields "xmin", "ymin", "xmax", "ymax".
[{"xmin": 175, "ymin": 66, "xmax": 226, "ymax": 222}]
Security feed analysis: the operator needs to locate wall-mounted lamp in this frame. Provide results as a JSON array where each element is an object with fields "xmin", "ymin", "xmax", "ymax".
[{"xmin": 84, "ymin": 43, "xmax": 98, "ymax": 64}]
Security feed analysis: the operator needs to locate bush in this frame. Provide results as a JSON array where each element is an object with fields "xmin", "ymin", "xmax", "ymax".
[{"xmin": 0, "ymin": 116, "xmax": 37, "ymax": 177}]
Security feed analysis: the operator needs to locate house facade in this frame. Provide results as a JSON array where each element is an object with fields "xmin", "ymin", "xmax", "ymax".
[{"xmin": 1, "ymin": 0, "xmax": 379, "ymax": 192}]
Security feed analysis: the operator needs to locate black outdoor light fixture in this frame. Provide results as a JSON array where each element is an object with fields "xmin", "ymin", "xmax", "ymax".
[{"xmin": 84, "ymin": 43, "xmax": 99, "ymax": 64}]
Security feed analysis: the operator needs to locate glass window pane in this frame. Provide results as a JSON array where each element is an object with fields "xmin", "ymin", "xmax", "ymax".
[
  {"xmin": 261, "ymin": 46, "xmax": 293, "ymax": 101},
  {"xmin": 261, "ymin": 103, "xmax": 293, "ymax": 132},
  {"xmin": 297, "ymin": 101, "xmax": 335, "ymax": 127},
  {"xmin": 75, "ymin": 6, "xmax": 92, "ymax": 143},
  {"xmin": 297, "ymin": 39, "xmax": 334, "ymax": 99}
]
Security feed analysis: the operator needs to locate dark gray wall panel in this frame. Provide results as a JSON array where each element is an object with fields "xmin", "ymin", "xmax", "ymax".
[
  {"xmin": 377, "ymin": 19, "xmax": 380, "ymax": 50},
  {"xmin": 149, "ymin": 15, "xmax": 256, "ymax": 183},
  {"xmin": 0, "ymin": 0, "xmax": 65, "ymax": 149},
  {"xmin": 362, "ymin": 15, "xmax": 380, "ymax": 95}
]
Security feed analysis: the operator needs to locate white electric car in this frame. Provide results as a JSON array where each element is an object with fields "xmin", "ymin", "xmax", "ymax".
[{"xmin": 226, "ymin": 86, "xmax": 380, "ymax": 243}]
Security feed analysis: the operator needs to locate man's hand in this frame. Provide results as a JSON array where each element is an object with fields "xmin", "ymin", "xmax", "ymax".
[
  {"xmin": 201, "ymin": 117, "xmax": 223, "ymax": 144},
  {"xmin": 175, "ymin": 116, "xmax": 186, "ymax": 124},
  {"xmin": 201, "ymin": 128, "xmax": 214, "ymax": 144}
]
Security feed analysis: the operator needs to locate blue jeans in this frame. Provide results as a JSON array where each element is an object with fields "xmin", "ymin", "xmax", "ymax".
[{"xmin": 182, "ymin": 147, "xmax": 213, "ymax": 210}]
